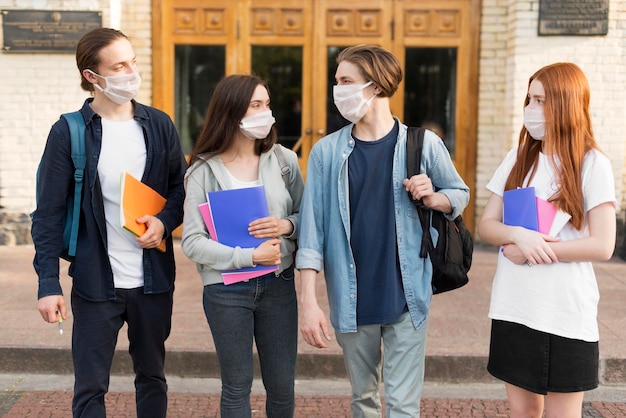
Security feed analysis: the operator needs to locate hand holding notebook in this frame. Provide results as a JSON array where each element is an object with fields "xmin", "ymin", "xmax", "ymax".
[
  {"xmin": 120, "ymin": 172, "xmax": 167, "ymax": 252},
  {"xmin": 199, "ymin": 185, "xmax": 279, "ymax": 284}
]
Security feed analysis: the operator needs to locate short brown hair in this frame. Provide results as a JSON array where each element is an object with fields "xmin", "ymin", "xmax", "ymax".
[
  {"xmin": 337, "ymin": 45, "xmax": 403, "ymax": 97},
  {"xmin": 76, "ymin": 28, "xmax": 129, "ymax": 92}
]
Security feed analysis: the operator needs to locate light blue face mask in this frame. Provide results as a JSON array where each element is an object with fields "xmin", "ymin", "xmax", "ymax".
[{"xmin": 524, "ymin": 106, "xmax": 545, "ymax": 140}]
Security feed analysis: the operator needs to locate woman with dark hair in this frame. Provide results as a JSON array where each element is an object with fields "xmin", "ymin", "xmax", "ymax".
[
  {"xmin": 478, "ymin": 62, "xmax": 616, "ymax": 418},
  {"xmin": 181, "ymin": 74, "xmax": 304, "ymax": 417}
]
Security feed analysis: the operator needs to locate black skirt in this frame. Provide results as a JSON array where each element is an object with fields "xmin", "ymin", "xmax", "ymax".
[{"xmin": 487, "ymin": 319, "xmax": 599, "ymax": 395}]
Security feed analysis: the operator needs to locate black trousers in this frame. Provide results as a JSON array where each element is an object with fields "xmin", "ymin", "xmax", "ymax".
[{"xmin": 70, "ymin": 287, "xmax": 173, "ymax": 418}]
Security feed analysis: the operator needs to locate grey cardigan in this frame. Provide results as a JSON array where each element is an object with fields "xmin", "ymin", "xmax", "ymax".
[{"xmin": 182, "ymin": 145, "xmax": 304, "ymax": 286}]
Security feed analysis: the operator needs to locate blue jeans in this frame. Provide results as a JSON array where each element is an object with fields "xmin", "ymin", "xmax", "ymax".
[
  {"xmin": 336, "ymin": 312, "xmax": 429, "ymax": 418},
  {"xmin": 203, "ymin": 266, "xmax": 297, "ymax": 418},
  {"xmin": 71, "ymin": 287, "xmax": 173, "ymax": 418}
]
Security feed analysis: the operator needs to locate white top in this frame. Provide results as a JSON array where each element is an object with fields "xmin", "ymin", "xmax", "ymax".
[
  {"xmin": 98, "ymin": 118, "xmax": 146, "ymax": 289},
  {"xmin": 225, "ymin": 167, "xmax": 261, "ymax": 189},
  {"xmin": 486, "ymin": 148, "xmax": 616, "ymax": 342}
]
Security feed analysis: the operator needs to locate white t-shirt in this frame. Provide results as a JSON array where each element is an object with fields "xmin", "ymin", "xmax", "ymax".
[
  {"xmin": 486, "ymin": 148, "xmax": 616, "ymax": 342},
  {"xmin": 98, "ymin": 118, "xmax": 146, "ymax": 289}
]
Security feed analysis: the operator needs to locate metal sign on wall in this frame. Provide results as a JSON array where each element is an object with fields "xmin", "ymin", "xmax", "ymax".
[
  {"xmin": 539, "ymin": 0, "xmax": 609, "ymax": 36},
  {"xmin": 2, "ymin": 9, "xmax": 102, "ymax": 52}
]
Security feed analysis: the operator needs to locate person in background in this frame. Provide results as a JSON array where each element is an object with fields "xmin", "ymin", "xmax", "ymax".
[
  {"xmin": 181, "ymin": 74, "xmax": 304, "ymax": 417},
  {"xmin": 296, "ymin": 44, "xmax": 469, "ymax": 417},
  {"xmin": 31, "ymin": 27, "xmax": 186, "ymax": 418},
  {"xmin": 478, "ymin": 62, "xmax": 616, "ymax": 418}
]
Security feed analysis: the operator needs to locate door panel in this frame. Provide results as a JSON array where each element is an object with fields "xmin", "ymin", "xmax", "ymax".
[
  {"xmin": 153, "ymin": 0, "xmax": 479, "ymax": 227},
  {"xmin": 392, "ymin": 0, "xmax": 480, "ymax": 229},
  {"xmin": 175, "ymin": 45, "xmax": 225, "ymax": 154},
  {"xmin": 251, "ymin": 45, "xmax": 303, "ymax": 155}
]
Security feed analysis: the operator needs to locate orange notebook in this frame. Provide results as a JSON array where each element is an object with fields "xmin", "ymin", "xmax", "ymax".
[{"xmin": 120, "ymin": 172, "xmax": 167, "ymax": 252}]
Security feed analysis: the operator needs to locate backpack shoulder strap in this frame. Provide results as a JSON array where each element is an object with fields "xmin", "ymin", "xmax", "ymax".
[
  {"xmin": 273, "ymin": 145, "xmax": 291, "ymax": 189},
  {"xmin": 406, "ymin": 127, "xmax": 433, "ymax": 259},
  {"xmin": 61, "ymin": 111, "xmax": 86, "ymax": 257},
  {"xmin": 406, "ymin": 127, "xmax": 425, "ymax": 178}
]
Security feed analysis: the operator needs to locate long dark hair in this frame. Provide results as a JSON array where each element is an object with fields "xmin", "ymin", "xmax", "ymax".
[{"xmin": 188, "ymin": 74, "xmax": 277, "ymax": 166}]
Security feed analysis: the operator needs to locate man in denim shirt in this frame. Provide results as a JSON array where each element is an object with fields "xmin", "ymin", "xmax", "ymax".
[
  {"xmin": 31, "ymin": 28, "xmax": 186, "ymax": 418},
  {"xmin": 296, "ymin": 45, "xmax": 469, "ymax": 417}
]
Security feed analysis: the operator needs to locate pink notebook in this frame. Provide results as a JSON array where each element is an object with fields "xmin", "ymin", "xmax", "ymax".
[{"xmin": 536, "ymin": 197, "xmax": 557, "ymax": 235}]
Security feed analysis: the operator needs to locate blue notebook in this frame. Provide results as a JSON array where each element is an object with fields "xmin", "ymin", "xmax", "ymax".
[
  {"xmin": 503, "ymin": 187, "xmax": 539, "ymax": 231},
  {"xmin": 203, "ymin": 185, "xmax": 278, "ymax": 284}
]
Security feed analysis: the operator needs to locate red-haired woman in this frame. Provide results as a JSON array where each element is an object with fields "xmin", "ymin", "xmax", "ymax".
[{"xmin": 478, "ymin": 62, "xmax": 616, "ymax": 418}]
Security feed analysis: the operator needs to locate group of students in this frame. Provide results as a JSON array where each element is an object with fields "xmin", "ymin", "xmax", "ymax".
[{"xmin": 31, "ymin": 27, "xmax": 616, "ymax": 418}]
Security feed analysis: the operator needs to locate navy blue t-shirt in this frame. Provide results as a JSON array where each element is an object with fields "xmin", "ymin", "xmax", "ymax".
[{"xmin": 348, "ymin": 121, "xmax": 407, "ymax": 326}]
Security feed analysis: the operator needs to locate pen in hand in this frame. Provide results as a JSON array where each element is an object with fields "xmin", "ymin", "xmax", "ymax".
[{"xmin": 58, "ymin": 311, "xmax": 63, "ymax": 335}]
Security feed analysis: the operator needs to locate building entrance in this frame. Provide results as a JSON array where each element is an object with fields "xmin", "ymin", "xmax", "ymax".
[{"xmin": 152, "ymin": 0, "xmax": 480, "ymax": 227}]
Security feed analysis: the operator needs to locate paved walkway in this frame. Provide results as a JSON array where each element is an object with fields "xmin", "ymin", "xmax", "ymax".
[{"xmin": 1, "ymin": 242, "xmax": 625, "ymax": 416}]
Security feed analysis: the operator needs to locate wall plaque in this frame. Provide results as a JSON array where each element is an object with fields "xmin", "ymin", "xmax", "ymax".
[
  {"xmin": 2, "ymin": 9, "xmax": 102, "ymax": 52},
  {"xmin": 539, "ymin": 0, "xmax": 608, "ymax": 36}
]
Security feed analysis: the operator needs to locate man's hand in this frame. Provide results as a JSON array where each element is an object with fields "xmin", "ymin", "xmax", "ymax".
[
  {"xmin": 403, "ymin": 174, "xmax": 433, "ymax": 202},
  {"xmin": 300, "ymin": 302, "xmax": 332, "ymax": 348},
  {"xmin": 38, "ymin": 295, "xmax": 66, "ymax": 323},
  {"xmin": 135, "ymin": 215, "xmax": 165, "ymax": 249}
]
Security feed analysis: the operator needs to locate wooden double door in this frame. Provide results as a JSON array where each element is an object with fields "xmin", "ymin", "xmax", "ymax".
[{"xmin": 152, "ymin": 0, "xmax": 480, "ymax": 228}]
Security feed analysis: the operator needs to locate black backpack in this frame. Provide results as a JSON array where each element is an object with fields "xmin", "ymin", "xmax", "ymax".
[{"xmin": 406, "ymin": 127, "xmax": 473, "ymax": 294}]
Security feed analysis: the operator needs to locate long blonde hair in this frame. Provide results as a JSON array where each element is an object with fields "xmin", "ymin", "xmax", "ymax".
[{"xmin": 505, "ymin": 62, "xmax": 599, "ymax": 230}]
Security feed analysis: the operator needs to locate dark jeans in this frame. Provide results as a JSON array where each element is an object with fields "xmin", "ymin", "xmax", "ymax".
[
  {"xmin": 203, "ymin": 266, "xmax": 297, "ymax": 418},
  {"xmin": 71, "ymin": 287, "xmax": 173, "ymax": 418}
]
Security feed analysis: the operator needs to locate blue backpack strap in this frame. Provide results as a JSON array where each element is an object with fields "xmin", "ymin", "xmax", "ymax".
[{"xmin": 61, "ymin": 111, "xmax": 86, "ymax": 257}]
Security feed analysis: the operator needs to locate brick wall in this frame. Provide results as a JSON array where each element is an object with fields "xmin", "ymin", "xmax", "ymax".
[
  {"xmin": 0, "ymin": 0, "xmax": 151, "ymax": 213},
  {"xmin": 1, "ymin": 0, "xmax": 625, "ymax": 252},
  {"xmin": 476, "ymin": 0, "xmax": 626, "ymax": 254}
]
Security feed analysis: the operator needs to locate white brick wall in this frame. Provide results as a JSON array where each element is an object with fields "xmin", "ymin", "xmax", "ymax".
[
  {"xmin": 476, "ymin": 0, "xmax": 626, "ymax": 230},
  {"xmin": 1, "ymin": 0, "xmax": 625, "ymax": 236},
  {"xmin": 0, "ymin": 0, "xmax": 151, "ymax": 212}
]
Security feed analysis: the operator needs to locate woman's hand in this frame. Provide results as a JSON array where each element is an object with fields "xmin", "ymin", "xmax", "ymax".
[
  {"xmin": 252, "ymin": 238, "xmax": 281, "ymax": 266},
  {"xmin": 249, "ymin": 216, "xmax": 292, "ymax": 238},
  {"xmin": 502, "ymin": 227, "xmax": 559, "ymax": 265}
]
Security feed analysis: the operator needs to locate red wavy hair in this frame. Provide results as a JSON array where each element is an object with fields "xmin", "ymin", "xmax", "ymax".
[{"xmin": 504, "ymin": 62, "xmax": 599, "ymax": 230}]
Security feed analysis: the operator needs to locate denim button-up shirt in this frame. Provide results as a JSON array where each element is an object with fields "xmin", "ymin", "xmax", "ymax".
[
  {"xmin": 296, "ymin": 121, "xmax": 469, "ymax": 333},
  {"xmin": 32, "ymin": 99, "xmax": 187, "ymax": 301}
]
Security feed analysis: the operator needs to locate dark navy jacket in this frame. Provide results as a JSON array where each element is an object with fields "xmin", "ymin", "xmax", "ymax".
[{"xmin": 32, "ymin": 99, "xmax": 186, "ymax": 301}]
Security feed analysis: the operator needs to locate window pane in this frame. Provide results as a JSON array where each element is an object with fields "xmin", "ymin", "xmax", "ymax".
[
  {"xmin": 404, "ymin": 48, "xmax": 457, "ymax": 157},
  {"xmin": 175, "ymin": 45, "xmax": 225, "ymax": 154},
  {"xmin": 326, "ymin": 46, "xmax": 350, "ymax": 134},
  {"xmin": 252, "ymin": 46, "xmax": 303, "ymax": 155}
]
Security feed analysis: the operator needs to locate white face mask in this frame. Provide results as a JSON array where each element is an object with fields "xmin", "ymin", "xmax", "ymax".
[
  {"xmin": 239, "ymin": 110, "xmax": 275, "ymax": 140},
  {"xmin": 524, "ymin": 106, "xmax": 545, "ymax": 140},
  {"xmin": 88, "ymin": 70, "xmax": 141, "ymax": 105},
  {"xmin": 333, "ymin": 81, "xmax": 376, "ymax": 124}
]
